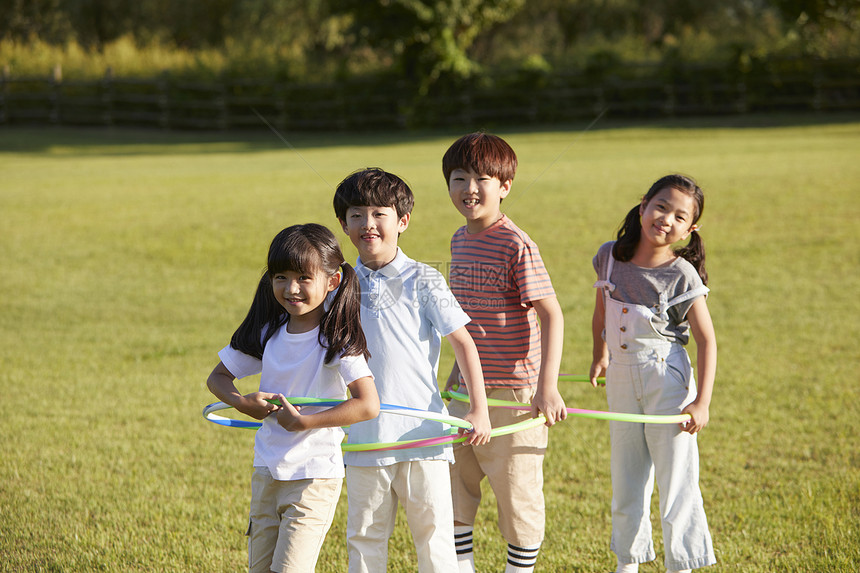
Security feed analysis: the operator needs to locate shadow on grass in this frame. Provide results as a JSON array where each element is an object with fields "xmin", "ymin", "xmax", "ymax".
[{"xmin": 1, "ymin": 111, "xmax": 859, "ymax": 156}]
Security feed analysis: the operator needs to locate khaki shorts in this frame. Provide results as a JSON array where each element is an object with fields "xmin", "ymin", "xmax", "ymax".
[
  {"xmin": 248, "ymin": 467, "xmax": 342, "ymax": 573},
  {"xmin": 448, "ymin": 386, "xmax": 548, "ymax": 546}
]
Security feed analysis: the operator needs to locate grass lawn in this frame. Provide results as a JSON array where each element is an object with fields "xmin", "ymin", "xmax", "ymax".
[{"xmin": 1, "ymin": 113, "xmax": 858, "ymax": 572}]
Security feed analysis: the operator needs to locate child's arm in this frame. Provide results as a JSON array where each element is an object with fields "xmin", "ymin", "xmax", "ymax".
[
  {"xmin": 445, "ymin": 326, "xmax": 491, "ymax": 445},
  {"xmin": 207, "ymin": 361, "xmax": 279, "ymax": 420},
  {"xmin": 531, "ymin": 295, "xmax": 567, "ymax": 426},
  {"xmin": 681, "ymin": 296, "xmax": 716, "ymax": 434},
  {"xmin": 275, "ymin": 376, "xmax": 380, "ymax": 432},
  {"xmin": 589, "ymin": 290, "xmax": 609, "ymax": 387}
]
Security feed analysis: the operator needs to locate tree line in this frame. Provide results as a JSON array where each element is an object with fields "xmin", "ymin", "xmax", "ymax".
[{"xmin": 3, "ymin": 0, "xmax": 859, "ymax": 85}]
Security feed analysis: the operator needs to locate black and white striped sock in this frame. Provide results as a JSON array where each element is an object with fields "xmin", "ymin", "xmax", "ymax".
[
  {"xmin": 454, "ymin": 526, "xmax": 474, "ymax": 573},
  {"xmin": 505, "ymin": 542, "xmax": 540, "ymax": 572}
]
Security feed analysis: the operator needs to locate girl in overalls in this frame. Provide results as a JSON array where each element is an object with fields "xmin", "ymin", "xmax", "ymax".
[{"xmin": 589, "ymin": 175, "xmax": 717, "ymax": 573}]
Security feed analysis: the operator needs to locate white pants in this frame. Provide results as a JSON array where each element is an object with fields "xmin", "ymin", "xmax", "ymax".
[
  {"xmin": 346, "ymin": 460, "xmax": 457, "ymax": 573},
  {"xmin": 606, "ymin": 348, "xmax": 716, "ymax": 571}
]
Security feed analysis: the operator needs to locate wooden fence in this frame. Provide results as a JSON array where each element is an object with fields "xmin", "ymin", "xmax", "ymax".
[{"xmin": 2, "ymin": 60, "xmax": 859, "ymax": 131}]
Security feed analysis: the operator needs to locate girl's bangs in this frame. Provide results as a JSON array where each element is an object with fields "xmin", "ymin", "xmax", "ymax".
[{"xmin": 267, "ymin": 233, "xmax": 321, "ymax": 275}]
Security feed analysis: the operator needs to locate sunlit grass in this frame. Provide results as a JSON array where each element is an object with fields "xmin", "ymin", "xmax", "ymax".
[{"xmin": 1, "ymin": 115, "xmax": 858, "ymax": 571}]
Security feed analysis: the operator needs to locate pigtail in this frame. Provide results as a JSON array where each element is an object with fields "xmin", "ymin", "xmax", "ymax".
[
  {"xmin": 612, "ymin": 205, "xmax": 642, "ymax": 262},
  {"xmin": 674, "ymin": 230, "xmax": 708, "ymax": 286},
  {"xmin": 319, "ymin": 262, "xmax": 369, "ymax": 364},
  {"xmin": 232, "ymin": 223, "xmax": 367, "ymax": 364},
  {"xmin": 230, "ymin": 272, "xmax": 288, "ymax": 359}
]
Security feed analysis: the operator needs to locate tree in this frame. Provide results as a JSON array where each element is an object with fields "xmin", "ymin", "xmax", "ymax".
[
  {"xmin": 1, "ymin": 0, "xmax": 73, "ymax": 44},
  {"xmin": 330, "ymin": 0, "xmax": 525, "ymax": 91}
]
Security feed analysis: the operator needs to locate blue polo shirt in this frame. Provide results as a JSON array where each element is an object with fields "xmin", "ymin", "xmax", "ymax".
[{"xmin": 344, "ymin": 249, "xmax": 471, "ymax": 467}]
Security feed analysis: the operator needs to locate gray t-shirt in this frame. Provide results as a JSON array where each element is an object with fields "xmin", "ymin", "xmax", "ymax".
[{"xmin": 593, "ymin": 241, "xmax": 706, "ymax": 345}]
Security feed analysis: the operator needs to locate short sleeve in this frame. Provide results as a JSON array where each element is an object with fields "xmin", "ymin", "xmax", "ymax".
[
  {"xmin": 218, "ymin": 345, "xmax": 262, "ymax": 379},
  {"xmin": 667, "ymin": 260, "xmax": 708, "ymax": 325},
  {"xmin": 513, "ymin": 240, "xmax": 555, "ymax": 305},
  {"xmin": 593, "ymin": 241, "xmax": 614, "ymax": 277},
  {"xmin": 336, "ymin": 353, "xmax": 373, "ymax": 385},
  {"xmin": 417, "ymin": 265, "xmax": 470, "ymax": 337}
]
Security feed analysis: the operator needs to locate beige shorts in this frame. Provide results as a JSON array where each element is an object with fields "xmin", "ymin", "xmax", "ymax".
[
  {"xmin": 448, "ymin": 386, "xmax": 548, "ymax": 546},
  {"xmin": 248, "ymin": 467, "xmax": 342, "ymax": 573}
]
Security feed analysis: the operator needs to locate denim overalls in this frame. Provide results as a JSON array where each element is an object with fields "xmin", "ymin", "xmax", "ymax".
[{"xmin": 595, "ymin": 253, "xmax": 716, "ymax": 571}]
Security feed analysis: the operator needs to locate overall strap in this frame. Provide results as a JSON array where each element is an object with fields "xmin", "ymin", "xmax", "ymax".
[
  {"xmin": 648, "ymin": 285, "xmax": 710, "ymax": 340},
  {"xmin": 592, "ymin": 251, "xmax": 616, "ymax": 293},
  {"xmin": 653, "ymin": 286, "xmax": 710, "ymax": 316}
]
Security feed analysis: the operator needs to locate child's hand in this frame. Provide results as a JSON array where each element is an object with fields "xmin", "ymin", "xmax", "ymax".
[
  {"xmin": 589, "ymin": 358, "xmax": 608, "ymax": 388},
  {"xmin": 532, "ymin": 387, "xmax": 567, "ymax": 427},
  {"xmin": 680, "ymin": 400, "xmax": 709, "ymax": 434},
  {"xmin": 462, "ymin": 409, "xmax": 491, "ymax": 446},
  {"xmin": 238, "ymin": 391, "xmax": 279, "ymax": 420},
  {"xmin": 274, "ymin": 393, "xmax": 307, "ymax": 431}
]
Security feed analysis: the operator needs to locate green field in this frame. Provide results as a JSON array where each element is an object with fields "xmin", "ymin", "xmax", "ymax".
[{"xmin": 1, "ymin": 115, "xmax": 859, "ymax": 572}]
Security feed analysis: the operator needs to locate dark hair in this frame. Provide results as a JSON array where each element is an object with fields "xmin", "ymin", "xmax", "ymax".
[
  {"xmin": 230, "ymin": 223, "xmax": 368, "ymax": 364},
  {"xmin": 613, "ymin": 174, "xmax": 708, "ymax": 285},
  {"xmin": 442, "ymin": 132, "xmax": 518, "ymax": 185},
  {"xmin": 333, "ymin": 167, "xmax": 415, "ymax": 221}
]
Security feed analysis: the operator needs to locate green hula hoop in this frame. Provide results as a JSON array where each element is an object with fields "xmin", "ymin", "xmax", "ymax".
[
  {"xmin": 443, "ymin": 391, "xmax": 691, "ymax": 425},
  {"xmin": 342, "ymin": 415, "xmax": 548, "ymax": 452}
]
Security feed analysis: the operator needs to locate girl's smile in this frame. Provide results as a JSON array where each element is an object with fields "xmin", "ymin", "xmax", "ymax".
[
  {"xmin": 272, "ymin": 269, "xmax": 339, "ymax": 332},
  {"xmin": 639, "ymin": 187, "xmax": 698, "ymax": 249}
]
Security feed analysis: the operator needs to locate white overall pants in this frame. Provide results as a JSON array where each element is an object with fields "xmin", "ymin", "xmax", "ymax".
[{"xmin": 596, "ymin": 256, "xmax": 716, "ymax": 571}]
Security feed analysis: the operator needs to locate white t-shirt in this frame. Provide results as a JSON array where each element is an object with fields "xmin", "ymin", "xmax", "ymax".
[
  {"xmin": 219, "ymin": 325, "xmax": 372, "ymax": 480},
  {"xmin": 344, "ymin": 249, "xmax": 471, "ymax": 467}
]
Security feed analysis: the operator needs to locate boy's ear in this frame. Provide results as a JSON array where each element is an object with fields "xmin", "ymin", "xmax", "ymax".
[
  {"xmin": 500, "ymin": 179, "xmax": 512, "ymax": 199},
  {"xmin": 397, "ymin": 212, "xmax": 411, "ymax": 233},
  {"xmin": 338, "ymin": 218, "xmax": 348, "ymax": 234}
]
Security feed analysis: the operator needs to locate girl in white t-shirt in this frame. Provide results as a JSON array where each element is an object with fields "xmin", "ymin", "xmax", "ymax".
[{"xmin": 207, "ymin": 223, "xmax": 379, "ymax": 573}]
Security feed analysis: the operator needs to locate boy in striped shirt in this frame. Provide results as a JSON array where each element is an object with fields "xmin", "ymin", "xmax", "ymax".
[{"xmin": 442, "ymin": 133, "xmax": 568, "ymax": 573}]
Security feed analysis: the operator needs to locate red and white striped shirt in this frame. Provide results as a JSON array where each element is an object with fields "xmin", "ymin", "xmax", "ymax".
[{"xmin": 449, "ymin": 215, "xmax": 555, "ymax": 388}]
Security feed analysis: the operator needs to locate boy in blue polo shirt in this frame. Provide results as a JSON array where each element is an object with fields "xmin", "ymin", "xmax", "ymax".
[{"xmin": 334, "ymin": 168, "xmax": 491, "ymax": 573}]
